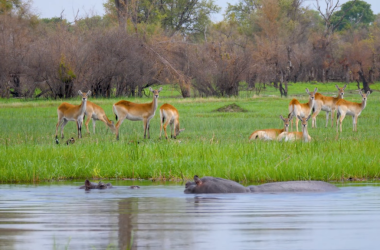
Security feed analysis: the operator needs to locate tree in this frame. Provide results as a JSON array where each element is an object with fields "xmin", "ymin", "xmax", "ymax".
[
  {"xmin": 104, "ymin": 0, "xmax": 220, "ymax": 35},
  {"xmin": 331, "ymin": 0, "xmax": 374, "ymax": 31}
]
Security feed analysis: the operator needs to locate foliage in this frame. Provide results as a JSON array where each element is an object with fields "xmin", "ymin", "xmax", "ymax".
[{"xmin": 331, "ymin": 0, "xmax": 375, "ymax": 31}]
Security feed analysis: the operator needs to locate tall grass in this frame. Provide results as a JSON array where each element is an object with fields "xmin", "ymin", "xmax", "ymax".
[{"xmin": 1, "ymin": 83, "xmax": 379, "ymax": 183}]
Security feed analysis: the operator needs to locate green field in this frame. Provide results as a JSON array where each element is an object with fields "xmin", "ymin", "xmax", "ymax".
[{"xmin": 1, "ymin": 82, "xmax": 380, "ymax": 184}]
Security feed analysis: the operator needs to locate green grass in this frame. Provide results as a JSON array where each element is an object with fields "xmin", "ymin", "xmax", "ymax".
[{"xmin": 1, "ymin": 82, "xmax": 380, "ymax": 184}]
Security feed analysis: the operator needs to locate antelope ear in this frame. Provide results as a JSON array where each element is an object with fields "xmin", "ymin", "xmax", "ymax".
[
  {"xmin": 297, "ymin": 115, "xmax": 302, "ymax": 121},
  {"xmin": 87, "ymin": 90, "xmax": 92, "ymax": 96},
  {"xmin": 314, "ymin": 87, "xmax": 318, "ymax": 93},
  {"xmin": 366, "ymin": 91, "xmax": 370, "ymax": 96},
  {"xmin": 149, "ymin": 87, "xmax": 154, "ymax": 92},
  {"xmin": 359, "ymin": 90, "xmax": 363, "ymax": 95},
  {"xmin": 78, "ymin": 90, "xmax": 83, "ymax": 95},
  {"xmin": 343, "ymin": 84, "xmax": 347, "ymax": 90},
  {"xmin": 335, "ymin": 85, "xmax": 339, "ymax": 90},
  {"xmin": 305, "ymin": 88, "xmax": 310, "ymax": 94},
  {"xmin": 158, "ymin": 87, "xmax": 163, "ymax": 92},
  {"xmin": 194, "ymin": 175, "xmax": 202, "ymax": 186},
  {"xmin": 288, "ymin": 113, "xmax": 293, "ymax": 119},
  {"xmin": 280, "ymin": 115, "xmax": 285, "ymax": 121},
  {"xmin": 306, "ymin": 115, "xmax": 311, "ymax": 121}
]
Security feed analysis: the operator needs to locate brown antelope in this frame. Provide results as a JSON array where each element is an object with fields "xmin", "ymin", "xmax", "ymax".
[
  {"xmin": 249, "ymin": 114, "xmax": 292, "ymax": 141},
  {"xmin": 312, "ymin": 85, "xmax": 346, "ymax": 128},
  {"xmin": 159, "ymin": 103, "xmax": 185, "ymax": 139},
  {"xmin": 278, "ymin": 115, "xmax": 312, "ymax": 142},
  {"xmin": 288, "ymin": 88, "xmax": 317, "ymax": 132},
  {"xmin": 55, "ymin": 90, "xmax": 91, "ymax": 139},
  {"xmin": 84, "ymin": 101, "xmax": 116, "ymax": 134},
  {"xmin": 113, "ymin": 87, "xmax": 162, "ymax": 140},
  {"xmin": 336, "ymin": 90, "xmax": 370, "ymax": 132}
]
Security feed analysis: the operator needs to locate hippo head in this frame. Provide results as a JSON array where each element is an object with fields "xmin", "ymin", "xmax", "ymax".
[
  {"xmin": 82, "ymin": 180, "xmax": 112, "ymax": 190},
  {"xmin": 184, "ymin": 175, "xmax": 202, "ymax": 194},
  {"xmin": 184, "ymin": 175, "xmax": 249, "ymax": 194}
]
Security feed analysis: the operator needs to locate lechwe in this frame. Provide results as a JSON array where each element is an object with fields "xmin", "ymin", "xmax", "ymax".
[
  {"xmin": 312, "ymin": 85, "xmax": 346, "ymax": 128},
  {"xmin": 84, "ymin": 101, "xmax": 116, "ymax": 134},
  {"xmin": 55, "ymin": 90, "xmax": 91, "ymax": 139},
  {"xmin": 159, "ymin": 103, "xmax": 185, "ymax": 139},
  {"xmin": 336, "ymin": 90, "xmax": 370, "ymax": 132},
  {"xmin": 278, "ymin": 115, "xmax": 312, "ymax": 142},
  {"xmin": 249, "ymin": 114, "xmax": 292, "ymax": 141},
  {"xmin": 288, "ymin": 88, "xmax": 317, "ymax": 132},
  {"xmin": 113, "ymin": 87, "xmax": 162, "ymax": 140}
]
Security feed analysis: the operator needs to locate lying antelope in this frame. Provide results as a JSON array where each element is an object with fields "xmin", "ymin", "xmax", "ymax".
[
  {"xmin": 159, "ymin": 103, "xmax": 185, "ymax": 139},
  {"xmin": 288, "ymin": 88, "xmax": 317, "ymax": 132},
  {"xmin": 113, "ymin": 87, "xmax": 162, "ymax": 140},
  {"xmin": 312, "ymin": 85, "xmax": 346, "ymax": 128},
  {"xmin": 336, "ymin": 90, "xmax": 370, "ymax": 132},
  {"xmin": 249, "ymin": 114, "xmax": 292, "ymax": 141},
  {"xmin": 278, "ymin": 115, "xmax": 312, "ymax": 142},
  {"xmin": 55, "ymin": 90, "xmax": 91, "ymax": 139},
  {"xmin": 85, "ymin": 101, "xmax": 116, "ymax": 134}
]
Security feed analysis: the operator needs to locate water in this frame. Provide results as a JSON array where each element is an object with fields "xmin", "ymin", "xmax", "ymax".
[{"xmin": 0, "ymin": 181, "xmax": 379, "ymax": 250}]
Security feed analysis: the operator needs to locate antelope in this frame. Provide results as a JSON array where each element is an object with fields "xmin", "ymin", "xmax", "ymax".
[
  {"xmin": 55, "ymin": 90, "xmax": 91, "ymax": 139},
  {"xmin": 84, "ymin": 101, "xmax": 116, "ymax": 134},
  {"xmin": 249, "ymin": 114, "xmax": 292, "ymax": 141},
  {"xmin": 336, "ymin": 90, "xmax": 370, "ymax": 132},
  {"xmin": 288, "ymin": 88, "xmax": 317, "ymax": 132},
  {"xmin": 159, "ymin": 103, "xmax": 185, "ymax": 139},
  {"xmin": 278, "ymin": 115, "xmax": 312, "ymax": 142},
  {"xmin": 113, "ymin": 87, "xmax": 162, "ymax": 140},
  {"xmin": 312, "ymin": 85, "xmax": 346, "ymax": 128}
]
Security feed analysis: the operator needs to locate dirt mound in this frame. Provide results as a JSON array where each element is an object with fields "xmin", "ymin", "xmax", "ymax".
[{"xmin": 213, "ymin": 103, "xmax": 248, "ymax": 112}]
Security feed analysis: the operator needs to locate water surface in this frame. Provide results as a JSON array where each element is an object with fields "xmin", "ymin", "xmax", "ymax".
[{"xmin": 0, "ymin": 181, "xmax": 379, "ymax": 250}]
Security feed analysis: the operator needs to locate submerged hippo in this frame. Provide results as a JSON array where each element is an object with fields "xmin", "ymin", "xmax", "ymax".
[
  {"xmin": 79, "ymin": 180, "xmax": 113, "ymax": 191},
  {"xmin": 184, "ymin": 175, "xmax": 339, "ymax": 194}
]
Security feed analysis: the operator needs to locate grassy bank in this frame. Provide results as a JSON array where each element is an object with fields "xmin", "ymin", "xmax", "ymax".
[{"xmin": 1, "ymin": 82, "xmax": 380, "ymax": 183}]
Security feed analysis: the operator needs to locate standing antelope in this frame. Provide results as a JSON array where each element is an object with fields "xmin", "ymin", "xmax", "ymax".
[
  {"xmin": 55, "ymin": 90, "xmax": 91, "ymax": 139},
  {"xmin": 84, "ymin": 101, "xmax": 116, "ymax": 134},
  {"xmin": 159, "ymin": 103, "xmax": 185, "ymax": 139},
  {"xmin": 336, "ymin": 90, "xmax": 370, "ymax": 132},
  {"xmin": 249, "ymin": 114, "xmax": 292, "ymax": 141},
  {"xmin": 312, "ymin": 85, "xmax": 346, "ymax": 128},
  {"xmin": 288, "ymin": 88, "xmax": 317, "ymax": 132},
  {"xmin": 113, "ymin": 87, "xmax": 162, "ymax": 140},
  {"xmin": 278, "ymin": 115, "xmax": 312, "ymax": 142}
]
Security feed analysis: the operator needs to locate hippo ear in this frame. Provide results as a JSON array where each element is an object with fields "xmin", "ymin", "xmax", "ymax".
[{"xmin": 194, "ymin": 175, "xmax": 202, "ymax": 186}]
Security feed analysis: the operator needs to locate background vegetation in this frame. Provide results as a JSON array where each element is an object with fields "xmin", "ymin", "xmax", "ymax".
[
  {"xmin": 1, "ymin": 0, "xmax": 380, "ymax": 99},
  {"xmin": 0, "ymin": 83, "xmax": 379, "ymax": 184}
]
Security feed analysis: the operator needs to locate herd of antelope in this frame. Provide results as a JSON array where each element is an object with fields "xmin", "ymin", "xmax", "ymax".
[
  {"xmin": 249, "ymin": 85, "xmax": 371, "ymax": 142},
  {"xmin": 55, "ymin": 87, "xmax": 184, "ymax": 142},
  {"xmin": 54, "ymin": 85, "xmax": 370, "ymax": 143}
]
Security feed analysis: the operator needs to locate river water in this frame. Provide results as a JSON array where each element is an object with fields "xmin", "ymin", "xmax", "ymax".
[{"xmin": 0, "ymin": 181, "xmax": 379, "ymax": 250}]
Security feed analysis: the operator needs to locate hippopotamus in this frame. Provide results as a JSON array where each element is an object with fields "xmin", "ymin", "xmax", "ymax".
[
  {"xmin": 79, "ymin": 180, "xmax": 113, "ymax": 191},
  {"xmin": 184, "ymin": 175, "xmax": 339, "ymax": 194}
]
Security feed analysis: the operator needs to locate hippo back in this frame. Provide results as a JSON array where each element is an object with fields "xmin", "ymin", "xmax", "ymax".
[
  {"xmin": 184, "ymin": 176, "xmax": 250, "ymax": 194},
  {"xmin": 248, "ymin": 181, "xmax": 339, "ymax": 193}
]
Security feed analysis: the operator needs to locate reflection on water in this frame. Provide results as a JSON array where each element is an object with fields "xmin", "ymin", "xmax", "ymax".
[{"xmin": 0, "ymin": 181, "xmax": 380, "ymax": 250}]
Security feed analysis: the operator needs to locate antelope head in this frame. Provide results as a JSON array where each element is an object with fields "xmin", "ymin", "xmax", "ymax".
[
  {"xmin": 150, "ymin": 87, "xmax": 162, "ymax": 99},
  {"xmin": 78, "ymin": 90, "xmax": 92, "ymax": 101},
  {"xmin": 279, "ymin": 114, "xmax": 292, "ymax": 132},
  {"xmin": 336, "ymin": 84, "xmax": 347, "ymax": 99},
  {"xmin": 305, "ymin": 87, "xmax": 318, "ymax": 101}
]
